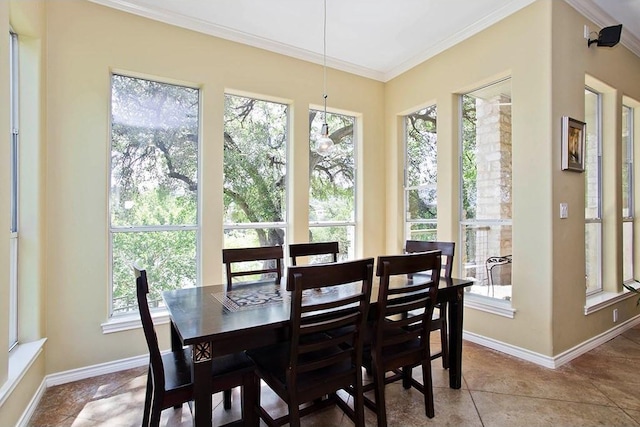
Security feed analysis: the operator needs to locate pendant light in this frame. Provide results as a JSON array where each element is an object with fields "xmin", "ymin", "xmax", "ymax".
[{"xmin": 316, "ymin": 0, "xmax": 333, "ymax": 155}]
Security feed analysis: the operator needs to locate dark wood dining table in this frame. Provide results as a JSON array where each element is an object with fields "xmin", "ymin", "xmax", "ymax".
[{"xmin": 162, "ymin": 275, "xmax": 473, "ymax": 427}]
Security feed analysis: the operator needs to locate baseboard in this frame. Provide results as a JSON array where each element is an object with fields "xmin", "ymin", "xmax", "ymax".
[
  {"xmin": 463, "ymin": 313, "xmax": 640, "ymax": 369},
  {"xmin": 45, "ymin": 353, "xmax": 149, "ymax": 387},
  {"xmin": 15, "ymin": 379, "xmax": 46, "ymax": 427}
]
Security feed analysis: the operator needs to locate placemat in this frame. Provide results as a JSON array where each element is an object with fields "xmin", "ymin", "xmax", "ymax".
[{"xmin": 213, "ymin": 285, "xmax": 338, "ymax": 312}]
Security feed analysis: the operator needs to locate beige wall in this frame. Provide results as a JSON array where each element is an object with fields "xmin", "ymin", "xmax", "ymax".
[
  {"xmin": 386, "ymin": 0, "xmax": 640, "ymax": 356},
  {"xmin": 386, "ymin": 0, "xmax": 555, "ymax": 354},
  {"xmin": 41, "ymin": 0, "xmax": 385, "ymax": 373},
  {"xmin": 551, "ymin": 0, "xmax": 640, "ymax": 352}
]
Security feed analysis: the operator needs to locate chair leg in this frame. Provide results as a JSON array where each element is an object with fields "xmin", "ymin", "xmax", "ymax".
[
  {"xmin": 401, "ymin": 366, "xmax": 412, "ymax": 389},
  {"xmin": 353, "ymin": 369, "xmax": 366, "ymax": 427},
  {"xmin": 440, "ymin": 317, "xmax": 449, "ymax": 369},
  {"xmin": 373, "ymin": 364, "xmax": 387, "ymax": 427},
  {"xmin": 288, "ymin": 399, "xmax": 301, "ymax": 427},
  {"xmin": 149, "ymin": 396, "xmax": 163, "ymax": 427},
  {"xmin": 142, "ymin": 369, "xmax": 152, "ymax": 427},
  {"xmin": 421, "ymin": 360, "xmax": 435, "ymax": 418},
  {"xmin": 223, "ymin": 388, "xmax": 232, "ymax": 410},
  {"xmin": 241, "ymin": 372, "xmax": 260, "ymax": 427}
]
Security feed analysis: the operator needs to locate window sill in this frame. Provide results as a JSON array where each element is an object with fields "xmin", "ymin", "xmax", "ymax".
[
  {"xmin": 584, "ymin": 283, "xmax": 640, "ymax": 315},
  {"xmin": 464, "ymin": 293, "xmax": 516, "ymax": 318},
  {"xmin": 0, "ymin": 338, "xmax": 47, "ymax": 407},
  {"xmin": 101, "ymin": 310, "xmax": 170, "ymax": 334}
]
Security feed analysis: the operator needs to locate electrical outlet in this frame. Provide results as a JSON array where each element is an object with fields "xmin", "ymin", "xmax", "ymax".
[
  {"xmin": 560, "ymin": 203, "xmax": 568, "ymax": 219},
  {"xmin": 613, "ymin": 308, "xmax": 619, "ymax": 323},
  {"xmin": 584, "ymin": 25, "xmax": 590, "ymax": 39}
]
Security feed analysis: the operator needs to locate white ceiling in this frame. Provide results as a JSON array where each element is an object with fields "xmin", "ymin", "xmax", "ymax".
[{"xmin": 90, "ymin": 0, "xmax": 640, "ymax": 82}]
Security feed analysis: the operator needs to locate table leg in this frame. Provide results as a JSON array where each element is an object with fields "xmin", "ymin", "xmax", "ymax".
[
  {"xmin": 192, "ymin": 342, "xmax": 213, "ymax": 427},
  {"xmin": 447, "ymin": 288, "xmax": 464, "ymax": 389},
  {"xmin": 170, "ymin": 321, "xmax": 182, "ymax": 352}
]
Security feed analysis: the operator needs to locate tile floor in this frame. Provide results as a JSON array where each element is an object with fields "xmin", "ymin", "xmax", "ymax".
[{"xmin": 28, "ymin": 326, "xmax": 640, "ymax": 426}]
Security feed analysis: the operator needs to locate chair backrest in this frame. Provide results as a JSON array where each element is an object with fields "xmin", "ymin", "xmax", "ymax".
[
  {"xmin": 289, "ymin": 241, "xmax": 339, "ymax": 266},
  {"xmin": 405, "ymin": 240, "xmax": 455, "ymax": 279},
  {"xmin": 135, "ymin": 267, "xmax": 166, "ymax": 392},
  {"xmin": 373, "ymin": 251, "xmax": 441, "ymax": 368},
  {"xmin": 286, "ymin": 258, "xmax": 374, "ymax": 399},
  {"xmin": 222, "ymin": 245, "xmax": 283, "ymax": 291}
]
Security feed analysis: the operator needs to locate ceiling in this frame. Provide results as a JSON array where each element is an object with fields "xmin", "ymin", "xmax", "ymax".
[{"xmin": 90, "ymin": 0, "xmax": 640, "ymax": 82}]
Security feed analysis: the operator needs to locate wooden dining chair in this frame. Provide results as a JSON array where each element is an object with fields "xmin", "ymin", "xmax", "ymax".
[
  {"xmin": 365, "ymin": 251, "xmax": 441, "ymax": 426},
  {"xmin": 247, "ymin": 258, "xmax": 374, "ymax": 427},
  {"xmin": 289, "ymin": 241, "xmax": 339, "ymax": 266},
  {"xmin": 222, "ymin": 245, "xmax": 283, "ymax": 291},
  {"xmin": 135, "ymin": 268, "xmax": 259, "ymax": 427},
  {"xmin": 405, "ymin": 240, "xmax": 455, "ymax": 368}
]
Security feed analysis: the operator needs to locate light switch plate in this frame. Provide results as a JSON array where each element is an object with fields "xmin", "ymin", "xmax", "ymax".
[{"xmin": 560, "ymin": 203, "xmax": 568, "ymax": 219}]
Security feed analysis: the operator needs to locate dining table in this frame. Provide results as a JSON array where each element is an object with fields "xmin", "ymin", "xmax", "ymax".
[{"xmin": 162, "ymin": 274, "xmax": 473, "ymax": 427}]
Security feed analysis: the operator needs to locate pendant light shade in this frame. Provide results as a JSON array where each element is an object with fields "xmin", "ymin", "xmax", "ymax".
[{"xmin": 316, "ymin": 0, "xmax": 333, "ymax": 155}]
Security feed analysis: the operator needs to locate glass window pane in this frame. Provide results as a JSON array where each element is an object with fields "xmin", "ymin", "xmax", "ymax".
[
  {"xmin": 223, "ymin": 228, "xmax": 286, "ymax": 249},
  {"xmin": 405, "ymin": 106, "xmax": 437, "ymax": 188},
  {"xmin": 224, "ymin": 95, "xmax": 287, "ymax": 247},
  {"xmin": 309, "ymin": 225, "xmax": 354, "ymax": 261},
  {"xmin": 111, "ymin": 230, "xmax": 197, "ymax": 314},
  {"xmin": 585, "ymin": 222, "xmax": 601, "ymax": 294},
  {"xmin": 622, "ymin": 105, "xmax": 632, "ymax": 218},
  {"xmin": 406, "ymin": 188, "xmax": 437, "ymax": 221},
  {"xmin": 110, "ymin": 75, "xmax": 199, "ymax": 227},
  {"xmin": 309, "ymin": 110, "xmax": 355, "ymax": 222},
  {"xmin": 109, "ymin": 75, "xmax": 199, "ymax": 315},
  {"xmin": 623, "ymin": 221, "xmax": 634, "ymax": 283},
  {"xmin": 460, "ymin": 79, "xmax": 512, "ymax": 303},
  {"xmin": 405, "ymin": 105, "xmax": 437, "ymax": 237},
  {"xmin": 405, "ymin": 222, "xmax": 437, "ymax": 242},
  {"xmin": 584, "ymin": 88, "xmax": 601, "ymax": 294},
  {"xmin": 462, "ymin": 80, "xmax": 512, "ymax": 221},
  {"xmin": 461, "ymin": 223, "xmax": 512, "ymax": 301}
]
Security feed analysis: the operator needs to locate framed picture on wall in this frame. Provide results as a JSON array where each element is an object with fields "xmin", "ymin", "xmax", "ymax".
[{"xmin": 561, "ymin": 116, "xmax": 586, "ymax": 172}]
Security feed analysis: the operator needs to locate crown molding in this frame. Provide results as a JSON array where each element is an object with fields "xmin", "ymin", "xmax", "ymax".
[
  {"xmin": 88, "ymin": 0, "xmax": 385, "ymax": 81},
  {"xmin": 384, "ymin": 0, "xmax": 537, "ymax": 81},
  {"xmin": 565, "ymin": 0, "xmax": 640, "ymax": 57}
]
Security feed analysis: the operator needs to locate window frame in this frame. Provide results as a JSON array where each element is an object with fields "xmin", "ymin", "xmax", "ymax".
[
  {"xmin": 404, "ymin": 104, "xmax": 438, "ymax": 242},
  {"xmin": 308, "ymin": 108, "xmax": 357, "ymax": 260},
  {"xmin": 222, "ymin": 93, "xmax": 289, "ymax": 250},
  {"xmin": 9, "ymin": 30, "xmax": 19, "ymax": 350},
  {"xmin": 108, "ymin": 73, "xmax": 201, "ymax": 318},
  {"xmin": 622, "ymin": 103, "xmax": 634, "ymax": 284},
  {"xmin": 458, "ymin": 77, "xmax": 513, "ymax": 304},
  {"xmin": 584, "ymin": 86, "xmax": 603, "ymax": 296}
]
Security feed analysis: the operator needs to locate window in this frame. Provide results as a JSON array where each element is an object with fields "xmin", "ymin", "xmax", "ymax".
[
  {"xmin": 223, "ymin": 94, "xmax": 288, "ymax": 249},
  {"xmin": 584, "ymin": 88, "xmax": 602, "ymax": 294},
  {"xmin": 460, "ymin": 79, "xmax": 512, "ymax": 301},
  {"xmin": 404, "ymin": 105, "xmax": 437, "ymax": 241},
  {"xmin": 109, "ymin": 75, "xmax": 199, "ymax": 316},
  {"xmin": 9, "ymin": 31, "xmax": 19, "ymax": 349},
  {"xmin": 309, "ymin": 109, "xmax": 356, "ymax": 259},
  {"xmin": 622, "ymin": 104, "xmax": 634, "ymax": 283}
]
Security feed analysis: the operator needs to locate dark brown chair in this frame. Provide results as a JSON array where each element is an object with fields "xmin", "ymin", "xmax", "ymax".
[
  {"xmin": 135, "ymin": 268, "xmax": 258, "ymax": 427},
  {"xmin": 222, "ymin": 245, "xmax": 283, "ymax": 291},
  {"xmin": 247, "ymin": 258, "xmax": 374, "ymax": 427},
  {"xmin": 405, "ymin": 240, "xmax": 455, "ymax": 368},
  {"xmin": 366, "ymin": 251, "xmax": 442, "ymax": 426},
  {"xmin": 289, "ymin": 241, "xmax": 339, "ymax": 266}
]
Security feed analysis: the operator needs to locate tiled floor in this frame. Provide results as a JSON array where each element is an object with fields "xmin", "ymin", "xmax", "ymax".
[{"xmin": 29, "ymin": 326, "xmax": 640, "ymax": 426}]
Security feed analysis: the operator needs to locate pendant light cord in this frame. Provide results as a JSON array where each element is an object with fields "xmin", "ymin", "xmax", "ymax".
[{"xmin": 323, "ymin": 0, "xmax": 328, "ymax": 121}]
